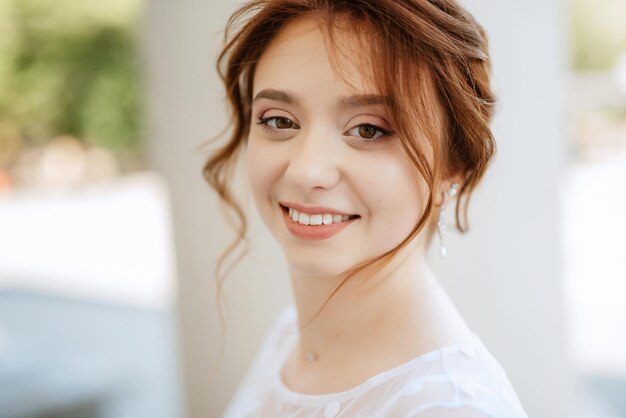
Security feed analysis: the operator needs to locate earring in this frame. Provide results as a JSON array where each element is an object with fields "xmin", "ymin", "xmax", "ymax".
[{"xmin": 437, "ymin": 182, "xmax": 459, "ymax": 259}]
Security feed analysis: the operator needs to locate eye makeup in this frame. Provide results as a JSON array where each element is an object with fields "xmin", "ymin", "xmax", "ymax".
[{"xmin": 253, "ymin": 106, "xmax": 395, "ymax": 146}]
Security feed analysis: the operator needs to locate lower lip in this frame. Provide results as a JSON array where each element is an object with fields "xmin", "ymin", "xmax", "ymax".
[{"xmin": 281, "ymin": 206, "xmax": 358, "ymax": 241}]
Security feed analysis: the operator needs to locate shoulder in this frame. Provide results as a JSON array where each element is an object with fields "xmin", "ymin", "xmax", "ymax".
[
  {"xmin": 220, "ymin": 305, "xmax": 297, "ymax": 418},
  {"xmin": 385, "ymin": 375, "xmax": 528, "ymax": 418},
  {"xmin": 254, "ymin": 304, "xmax": 297, "ymax": 361},
  {"xmin": 379, "ymin": 339, "xmax": 529, "ymax": 418},
  {"xmin": 229, "ymin": 304, "xmax": 296, "ymax": 385}
]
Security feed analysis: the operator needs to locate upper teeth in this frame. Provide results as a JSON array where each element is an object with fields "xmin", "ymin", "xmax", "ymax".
[{"xmin": 288, "ymin": 207, "xmax": 352, "ymax": 225}]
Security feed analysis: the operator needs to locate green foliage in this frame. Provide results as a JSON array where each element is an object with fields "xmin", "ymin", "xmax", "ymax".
[
  {"xmin": 571, "ymin": 0, "xmax": 626, "ymax": 72},
  {"xmin": 0, "ymin": 0, "xmax": 142, "ymax": 156}
]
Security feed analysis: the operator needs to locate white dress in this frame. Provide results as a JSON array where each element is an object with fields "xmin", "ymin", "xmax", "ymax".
[{"xmin": 221, "ymin": 305, "xmax": 529, "ymax": 418}]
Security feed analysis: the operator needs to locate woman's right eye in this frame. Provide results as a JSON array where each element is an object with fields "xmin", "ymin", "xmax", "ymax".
[{"xmin": 257, "ymin": 116, "xmax": 300, "ymax": 130}]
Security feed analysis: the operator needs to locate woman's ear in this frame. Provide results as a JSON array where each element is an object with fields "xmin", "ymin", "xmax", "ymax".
[{"xmin": 434, "ymin": 173, "xmax": 464, "ymax": 207}]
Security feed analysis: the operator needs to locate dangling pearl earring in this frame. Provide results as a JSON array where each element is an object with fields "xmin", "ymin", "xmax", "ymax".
[{"xmin": 437, "ymin": 182, "xmax": 459, "ymax": 259}]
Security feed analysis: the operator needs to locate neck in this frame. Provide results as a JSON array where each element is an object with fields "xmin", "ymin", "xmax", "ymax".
[{"xmin": 287, "ymin": 244, "xmax": 449, "ymax": 366}]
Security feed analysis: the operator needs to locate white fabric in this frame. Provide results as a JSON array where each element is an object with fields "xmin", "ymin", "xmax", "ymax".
[{"xmin": 221, "ymin": 305, "xmax": 529, "ymax": 418}]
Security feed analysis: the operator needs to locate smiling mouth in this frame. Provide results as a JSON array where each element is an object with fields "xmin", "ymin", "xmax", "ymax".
[
  {"xmin": 279, "ymin": 203, "xmax": 359, "ymax": 240},
  {"xmin": 279, "ymin": 204, "xmax": 360, "ymax": 222}
]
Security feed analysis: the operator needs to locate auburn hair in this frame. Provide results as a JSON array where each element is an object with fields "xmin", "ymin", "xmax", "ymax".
[{"xmin": 204, "ymin": 0, "xmax": 496, "ymax": 327}]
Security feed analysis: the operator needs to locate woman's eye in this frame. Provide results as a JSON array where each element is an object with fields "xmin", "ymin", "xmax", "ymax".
[
  {"xmin": 346, "ymin": 123, "xmax": 391, "ymax": 140},
  {"xmin": 257, "ymin": 116, "xmax": 299, "ymax": 130}
]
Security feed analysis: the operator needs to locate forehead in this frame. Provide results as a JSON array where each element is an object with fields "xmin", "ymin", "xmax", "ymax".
[{"xmin": 253, "ymin": 16, "xmax": 377, "ymax": 97}]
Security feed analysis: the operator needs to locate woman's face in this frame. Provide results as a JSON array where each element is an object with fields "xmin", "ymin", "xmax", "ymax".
[{"xmin": 245, "ymin": 17, "xmax": 430, "ymax": 278}]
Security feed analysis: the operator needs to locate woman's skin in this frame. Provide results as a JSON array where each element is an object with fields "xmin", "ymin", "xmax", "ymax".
[{"xmin": 245, "ymin": 16, "xmax": 473, "ymax": 395}]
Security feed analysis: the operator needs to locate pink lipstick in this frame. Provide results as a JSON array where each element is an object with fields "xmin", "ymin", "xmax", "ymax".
[{"xmin": 280, "ymin": 204, "xmax": 359, "ymax": 241}]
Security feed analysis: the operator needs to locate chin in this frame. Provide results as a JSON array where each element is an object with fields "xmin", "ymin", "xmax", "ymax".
[{"xmin": 283, "ymin": 251, "xmax": 356, "ymax": 279}]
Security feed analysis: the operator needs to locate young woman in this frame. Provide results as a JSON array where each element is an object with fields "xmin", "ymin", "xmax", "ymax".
[{"xmin": 207, "ymin": 1, "xmax": 529, "ymax": 417}]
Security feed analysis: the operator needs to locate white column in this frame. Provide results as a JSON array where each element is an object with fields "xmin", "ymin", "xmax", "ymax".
[
  {"xmin": 142, "ymin": 1, "xmax": 291, "ymax": 417},
  {"xmin": 432, "ymin": 1, "xmax": 575, "ymax": 417}
]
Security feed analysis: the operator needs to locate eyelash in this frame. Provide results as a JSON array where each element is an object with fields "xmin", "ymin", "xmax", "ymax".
[{"xmin": 255, "ymin": 116, "xmax": 393, "ymax": 145}]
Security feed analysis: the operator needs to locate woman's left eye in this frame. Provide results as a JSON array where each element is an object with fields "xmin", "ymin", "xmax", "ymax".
[{"xmin": 345, "ymin": 124, "xmax": 392, "ymax": 141}]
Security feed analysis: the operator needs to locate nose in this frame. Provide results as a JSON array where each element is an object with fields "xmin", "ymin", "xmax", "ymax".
[{"xmin": 283, "ymin": 128, "xmax": 341, "ymax": 194}]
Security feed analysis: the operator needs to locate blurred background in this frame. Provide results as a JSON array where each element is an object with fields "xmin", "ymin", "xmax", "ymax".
[{"xmin": 0, "ymin": 0, "xmax": 624, "ymax": 417}]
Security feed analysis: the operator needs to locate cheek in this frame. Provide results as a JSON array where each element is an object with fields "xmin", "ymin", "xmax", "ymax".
[
  {"xmin": 245, "ymin": 138, "xmax": 278, "ymax": 214},
  {"xmin": 360, "ymin": 155, "xmax": 426, "ymax": 248}
]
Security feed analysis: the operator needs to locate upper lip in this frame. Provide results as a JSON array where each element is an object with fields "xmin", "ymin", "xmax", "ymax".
[{"xmin": 279, "ymin": 201, "xmax": 358, "ymax": 216}]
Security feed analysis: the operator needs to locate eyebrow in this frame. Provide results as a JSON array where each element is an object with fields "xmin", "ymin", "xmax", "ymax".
[
  {"xmin": 252, "ymin": 88, "xmax": 389, "ymax": 110},
  {"xmin": 338, "ymin": 94, "xmax": 389, "ymax": 108},
  {"xmin": 252, "ymin": 89, "xmax": 297, "ymax": 105}
]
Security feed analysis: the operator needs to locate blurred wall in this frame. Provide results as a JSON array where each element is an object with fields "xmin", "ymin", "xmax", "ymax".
[
  {"xmin": 432, "ymin": 1, "xmax": 576, "ymax": 417},
  {"xmin": 143, "ymin": 1, "xmax": 575, "ymax": 417}
]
